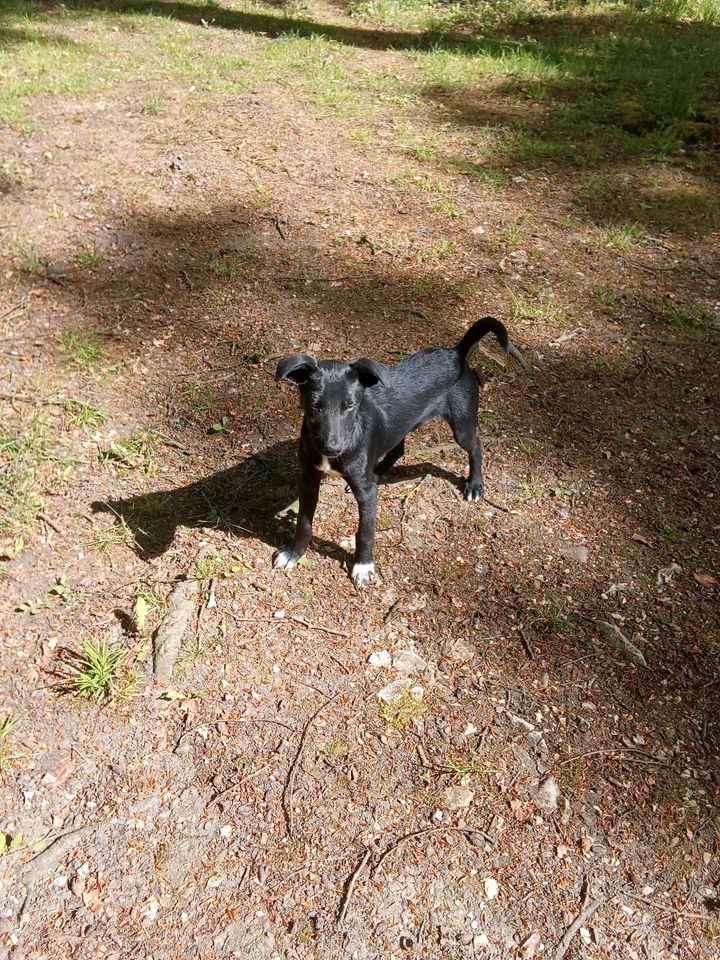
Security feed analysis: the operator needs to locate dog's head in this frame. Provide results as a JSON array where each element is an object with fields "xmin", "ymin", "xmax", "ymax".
[{"xmin": 276, "ymin": 354, "xmax": 386, "ymax": 458}]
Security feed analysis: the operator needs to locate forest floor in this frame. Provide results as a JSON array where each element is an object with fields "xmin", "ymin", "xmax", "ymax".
[{"xmin": 0, "ymin": 1, "xmax": 719, "ymax": 958}]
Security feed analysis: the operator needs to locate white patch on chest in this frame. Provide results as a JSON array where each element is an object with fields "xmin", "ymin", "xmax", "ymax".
[{"xmin": 317, "ymin": 456, "xmax": 342, "ymax": 478}]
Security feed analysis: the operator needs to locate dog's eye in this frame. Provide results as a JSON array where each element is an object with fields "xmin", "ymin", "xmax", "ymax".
[
  {"xmin": 310, "ymin": 400, "xmax": 324, "ymax": 411},
  {"xmin": 342, "ymin": 402, "xmax": 356, "ymax": 412}
]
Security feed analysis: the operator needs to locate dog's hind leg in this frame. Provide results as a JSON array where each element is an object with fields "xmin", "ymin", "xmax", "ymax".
[
  {"xmin": 376, "ymin": 440, "xmax": 405, "ymax": 477},
  {"xmin": 447, "ymin": 375, "xmax": 484, "ymax": 502},
  {"xmin": 273, "ymin": 465, "xmax": 321, "ymax": 570}
]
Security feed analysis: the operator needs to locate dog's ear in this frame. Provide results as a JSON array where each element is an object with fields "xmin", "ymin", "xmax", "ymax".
[
  {"xmin": 350, "ymin": 358, "xmax": 386, "ymax": 388},
  {"xmin": 275, "ymin": 354, "xmax": 318, "ymax": 385}
]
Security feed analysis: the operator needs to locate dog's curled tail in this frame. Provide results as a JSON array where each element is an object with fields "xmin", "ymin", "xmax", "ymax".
[{"xmin": 456, "ymin": 316, "xmax": 527, "ymax": 367}]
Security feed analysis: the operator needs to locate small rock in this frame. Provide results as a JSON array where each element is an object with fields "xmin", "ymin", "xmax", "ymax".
[
  {"xmin": 443, "ymin": 785, "xmax": 475, "ymax": 810},
  {"xmin": 596, "ymin": 621, "xmax": 647, "ymax": 667},
  {"xmin": 393, "ymin": 649, "xmax": 427, "ymax": 674},
  {"xmin": 368, "ymin": 650, "xmax": 392, "ymax": 668},
  {"xmin": 561, "ymin": 543, "xmax": 589, "ymax": 564},
  {"xmin": 656, "ymin": 562, "xmax": 681, "ymax": 586},
  {"xmin": 483, "ymin": 876, "xmax": 499, "ymax": 900},
  {"xmin": 532, "ymin": 776, "xmax": 560, "ymax": 813},
  {"xmin": 520, "ymin": 931, "xmax": 541, "ymax": 958},
  {"xmin": 378, "ymin": 677, "xmax": 423, "ymax": 704},
  {"xmin": 512, "ymin": 176, "xmax": 527, "ymax": 183}
]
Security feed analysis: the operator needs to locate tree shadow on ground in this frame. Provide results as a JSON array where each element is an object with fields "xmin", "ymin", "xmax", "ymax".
[
  {"xmin": 32, "ymin": 196, "xmax": 719, "ymax": 788},
  {"xmin": 27, "ymin": 0, "xmax": 435, "ymax": 51}
]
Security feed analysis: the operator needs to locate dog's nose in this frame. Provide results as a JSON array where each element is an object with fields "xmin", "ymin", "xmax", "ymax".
[{"xmin": 323, "ymin": 446, "xmax": 342, "ymax": 457}]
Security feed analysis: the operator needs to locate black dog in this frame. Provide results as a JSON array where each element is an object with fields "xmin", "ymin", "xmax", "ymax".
[{"xmin": 274, "ymin": 317, "xmax": 523, "ymax": 587}]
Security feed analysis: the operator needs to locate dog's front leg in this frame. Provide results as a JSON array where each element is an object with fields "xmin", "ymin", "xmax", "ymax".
[
  {"xmin": 349, "ymin": 475, "xmax": 378, "ymax": 588},
  {"xmin": 273, "ymin": 465, "xmax": 321, "ymax": 571}
]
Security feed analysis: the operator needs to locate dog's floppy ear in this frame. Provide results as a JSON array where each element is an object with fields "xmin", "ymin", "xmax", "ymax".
[
  {"xmin": 276, "ymin": 354, "xmax": 318, "ymax": 385},
  {"xmin": 350, "ymin": 358, "xmax": 386, "ymax": 388}
]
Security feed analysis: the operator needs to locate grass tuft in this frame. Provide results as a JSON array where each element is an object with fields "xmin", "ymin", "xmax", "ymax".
[{"xmin": 55, "ymin": 638, "xmax": 137, "ymax": 702}]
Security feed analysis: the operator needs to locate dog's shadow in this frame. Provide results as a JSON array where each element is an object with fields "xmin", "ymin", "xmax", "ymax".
[{"xmin": 92, "ymin": 439, "xmax": 466, "ymax": 562}]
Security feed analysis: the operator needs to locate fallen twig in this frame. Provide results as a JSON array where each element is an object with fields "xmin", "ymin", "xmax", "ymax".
[
  {"xmin": 256, "ymin": 274, "xmax": 374, "ymax": 284},
  {"xmin": 552, "ymin": 896, "xmax": 605, "ymax": 960},
  {"xmin": 37, "ymin": 512, "xmax": 61, "ymax": 534},
  {"xmin": 337, "ymin": 847, "xmax": 373, "ymax": 926},
  {"xmin": 282, "ymin": 694, "xmax": 337, "ymax": 837},
  {"xmin": 519, "ymin": 628, "xmax": 534, "ymax": 660},
  {"xmin": 396, "ymin": 305, "xmax": 430, "ymax": 322},
  {"xmin": 207, "ymin": 762, "xmax": 272, "ymax": 809},
  {"xmin": 288, "ymin": 614, "xmax": 350, "ymax": 638},
  {"xmin": 558, "ymin": 747, "xmax": 667, "ymax": 767},
  {"xmin": 374, "ymin": 825, "xmax": 493, "ymax": 874},
  {"xmin": 621, "ymin": 890, "xmax": 715, "ymax": 923},
  {"xmin": 482, "ymin": 497, "xmax": 514, "ymax": 514}
]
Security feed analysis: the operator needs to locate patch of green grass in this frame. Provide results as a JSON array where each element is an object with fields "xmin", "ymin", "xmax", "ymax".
[
  {"xmin": 0, "ymin": 715, "xmax": 23, "ymax": 780},
  {"xmin": 65, "ymin": 399, "xmax": 106, "ymax": 428},
  {"xmin": 141, "ymin": 95, "xmax": 166, "ymax": 115},
  {"xmin": 502, "ymin": 224, "xmax": 523, "ymax": 247},
  {"xmin": 90, "ymin": 513, "xmax": 138, "ymax": 555},
  {"xmin": 56, "ymin": 638, "xmax": 137, "ymax": 702},
  {"xmin": 77, "ymin": 248, "xmax": 105, "ymax": 270},
  {"xmin": 99, "ymin": 433, "xmax": 156, "ymax": 475},
  {"xmin": 537, "ymin": 597, "xmax": 573, "ymax": 632},
  {"xmin": 0, "ymin": 412, "xmax": 69, "ymax": 537},
  {"xmin": 57, "ymin": 330, "xmax": 107, "ymax": 374},
  {"xmin": 655, "ymin": 509, "xmax": 688, "ymax": 543},
  {"xmin": 663, "ymin": 300, "xmax": 714, "ymax": 331},
  {"xmin": 12, "ymin": 241, "xmax": 45, "ymax": 276},
  {"xmin": 208, "ymin": 252, "xmax": 255, "ymax": 279},
  {"xmin": 429, "ymin": 195, "xmax": 464, "ymax": 219},
  {"xmin": 192, "ymin": 551, "xmax": 225, "ymax": 581},
  {"xmin": 594, "ymin": 286, "xmax": 618, "ymax": 308},
  {"xmin": 445, "ymin": 747, "xmax": 494, "ymax": 780},
  {"xmin": 592, "ymin": 221, "xmax": 651, "ymax": 251},
  {"xmin": 419, "ymin": 238, "xmax": 455, "ymax": 261},
  {"xmin": 380, "ymin": 688, "xmax": 427, "ymax": 730},
  {"xmin": 514, "ymin": 473, "xmax": 546, "ymax": 504},
  {"xmin": 452, "ymin": 281, "xmax": 476, "ymax": 300},
  {"xmin": 446, "ymin": 158, "xmax": 509, "ymax": 188},
  {"xmin": 518, "ymin": 437, "xmax": 542, "ymax": 458},
  {"xmin": 507, "ymin": 288, "xmax": 569, "ymax": 327}
]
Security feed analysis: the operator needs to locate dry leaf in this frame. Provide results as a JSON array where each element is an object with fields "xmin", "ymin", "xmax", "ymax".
[{"xmin": 694, "ymin": 572, "xmax": 718, "ymax": 588}]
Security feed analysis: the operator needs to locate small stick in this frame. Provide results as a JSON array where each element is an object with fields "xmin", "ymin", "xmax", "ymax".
[
  {"xmin": 37, "ymin": 513, "xmax": 61, "ymax": 534},
  {"xmin": 396, "ymin": 305, "xmax": 430, "ymax": 322},
  {"xmin": 519, "ymin": 628, "xmax": 534, "ymax": 660},
  {"xmin": 482, "ymin": 497, "xmax": 514, "ymax": 514},
  {"xmin": 558, "ymin": 747, "xmax": 667, "ymax": 767},
  {"xmin": 337, "ymin": 847, "xmax": 372, "ymax": 926},
  {"xmin": 231, "ymin": 615, "xmax": 349, "ymax": 638},
  {"xmin": 621, "ymin": 890, "xmax": 715, "ymax": 923},
  {"xmin": 282, "ymin": 694, "xmax": 336, "ymax": 837},
  {"xmin": 374, "ymin": 826, "xmax": 493, "ymax": 874},
  {"xmin": 553, "ymin": 897, "xmax": 605, "ymax": 960},
  {"xmin": 256, "ymin": 274, "xmax": 374, "ymax": 284},
  {"xmin": 288, "ymin": 614, "xmax": 350, "ymax": 638}
]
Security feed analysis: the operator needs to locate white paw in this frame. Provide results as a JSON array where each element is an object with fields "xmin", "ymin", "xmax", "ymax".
[
  {"xmin": 351, "ymin": 561, "xmax": 375, "ymax": 588},
  {"xmin": 273, "ymin": 550, "xmax": 298, "ymax": 571},
  {"xmin": 464, "ymin": 486, "xmax": 484, "ymax": 502}
]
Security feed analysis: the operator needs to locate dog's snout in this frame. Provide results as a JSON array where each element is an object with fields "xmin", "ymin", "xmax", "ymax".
[{"xmin": 323, "ymin": 444, "xmax": 343, "ymax": 457}]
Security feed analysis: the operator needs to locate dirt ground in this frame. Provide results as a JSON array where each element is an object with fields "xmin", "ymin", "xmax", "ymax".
[{"xmin": 1, "ymin": 1, "xmax": 719, "ymax": 958}]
